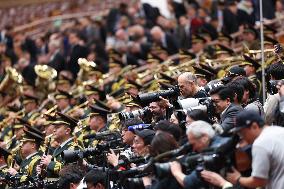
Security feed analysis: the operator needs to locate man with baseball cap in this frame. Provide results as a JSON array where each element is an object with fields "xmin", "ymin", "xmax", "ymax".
[{"xmin": 227, "ymin": 110, "xmax": 284, "ymax": 189}]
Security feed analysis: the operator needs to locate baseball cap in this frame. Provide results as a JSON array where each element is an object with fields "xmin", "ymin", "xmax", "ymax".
[
  {"xmin": 231, "ymin": 110, "xmax": 264, "ymax": 132},
  {"xmin": 134, "ymin": 129, "xmax": 155, "ymax": 145},
  {"xmin": 222, "ymin": 66, "xmax": 246, "ymax": 83}
]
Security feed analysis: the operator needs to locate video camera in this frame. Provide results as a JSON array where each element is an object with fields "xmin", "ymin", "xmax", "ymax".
[
  {"xmin": 135, "ymin": 86, "xmax": 179, "ymax": 105},
  {"xmin": 154, "ymin": 136, "xmax": 238, "ymax": 179},
  {"xmin": 118, "ymin": 107, "xmax": 151, "ymax": 122},
  {"xmin": 268, "ymin": 80, "xmax": 284, "ymax": 95},
  {"xmin": 62, "ymin": 137, "xmax": 123, "ymax": 163}
]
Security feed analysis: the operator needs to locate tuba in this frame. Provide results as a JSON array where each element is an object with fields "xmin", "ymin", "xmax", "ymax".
[
  {"xmin": 0, "ymin": 67, "xmax": 23, "ymax": 107},
  {"xmin": 34, "ymin": 65, "xmax": 57, "ymax": 100},
  {"xmin": 0, "ymin": 67, "xmax": 23, "ymax": 94}
]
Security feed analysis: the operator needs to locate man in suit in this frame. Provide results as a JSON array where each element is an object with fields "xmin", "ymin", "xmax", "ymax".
[
  {"xmin": 67, "ymin": 31, "xmax": 89, "ymax": 78},
  {"xmin": 150, "ymin": 26, "xmax": 179, "ymax": 55},
  {"xmin": 209, "ymin": 86, "xmax": 243, "ymax": 135},
  {"xmin": 174, "ymin": 15, "xmax": 191, "ymax": 49}
]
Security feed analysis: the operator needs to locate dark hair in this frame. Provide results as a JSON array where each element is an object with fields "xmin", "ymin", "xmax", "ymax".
[
  {"xmin": 58, "ymin": 165, "xmax": 86, "ymax": 189},
  {"xmin": 209, "ymin": 86, "xmax": 234, "ymax": 102},
  {"xmin": 267, "ymin": 61, "xmax": 284, "ymax": 80},
  {"xmin": 226, "ymin": 81, "xmax": 244, "ymax": 104},
  {"xmin": 187, "ymin": 109, "xmax": 212, "ymax": 124},
  {"xmin": 233, "ymin": 76, "xmax": 256, "ymax": 99},
  {"xmin": 150, "ymin": 131, "xmax": 178, "ymax": 157},
  {"xmin": 154, "ymin": 120, "xmax": 182, "ymax": 141},
  {"xmin": 84, "ymin": 169, "xmax": 106, "ymax": 187}
]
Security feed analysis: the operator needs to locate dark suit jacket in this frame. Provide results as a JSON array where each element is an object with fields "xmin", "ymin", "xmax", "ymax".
[
  {"xmin": 174, "ymin": 25, "xmax": 191, "ymax": 49},
  {"xmin": 220, "ymin": 103, "xmax": 243, "ymax": 134},
  {"xmin": 68, "ymin": 44, "xmax": 89, "ymax": 77},
  {"xmin": 48, "ymin": 51, "xmax": 66, "ymax": 73},
  {"xmin": 164, "ymin": 33, "xmax": 179, "ymax": 55}
]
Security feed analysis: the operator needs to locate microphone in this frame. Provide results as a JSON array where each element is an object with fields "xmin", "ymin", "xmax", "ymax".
[{"xmin": 128, "ymin": 124, "xmax": 152, "ymax": 132}]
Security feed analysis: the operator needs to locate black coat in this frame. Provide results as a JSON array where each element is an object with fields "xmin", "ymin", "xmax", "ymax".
[
  {"xmin": 220, "ymin": 103, "xmax": 243, "ymax": 134},
  {"xmin": 48, "ymin": 52, "xmax": 66, "ymax": 73},
  {"xmin": 68, "ymin": 44, "xmax": 89, "ymax": 77}
]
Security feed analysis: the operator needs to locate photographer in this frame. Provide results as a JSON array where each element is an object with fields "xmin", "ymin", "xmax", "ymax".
[
  {"xmin": 232, "ymin": 77, "xmax": 264, "ymax": 118},
  {"xmin": 227, "ymin": 110, "xmax": 284, "ymax": 188},
  {"xmin": 169, "ymin": 120, "xmax": 223, "ymax": 188},
  {"xmin": 84, "ymin": 169, "xmax": 107, "ymax": 189},
  {"xmin": 264, "ymin": 61, "xmax": 284, "ymax": 124},
  {"xmin": 178, "ymin": 72, "xmax": 209, "ymax": 99},
  {"xmin": 209, "ymin": 86, "xmax": 243, "ymax": 135},
  {"xmin": 274, "ymin": 80, "xmax": 284, "ymax": 125},
  {"xmin": 149, "ymin": 100, "xmax": 167, "ymax": 123}
]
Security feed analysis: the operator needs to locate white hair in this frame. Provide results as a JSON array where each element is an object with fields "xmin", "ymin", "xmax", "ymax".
[
  {"xmin": 179, "ymin": 72, "xmax": 197, "ymax": 83},
  {"xmin": 186, "ymin": 120, "xmax": 215, "ymax": 139}
]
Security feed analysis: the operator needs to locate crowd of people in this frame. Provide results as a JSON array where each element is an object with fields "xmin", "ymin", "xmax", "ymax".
[{"xmin": 0, "ymin": 0, "xmax": 284, "ymax": 189}]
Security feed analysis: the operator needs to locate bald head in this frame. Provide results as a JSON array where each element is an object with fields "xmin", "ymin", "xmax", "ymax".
[{"xmin": 150, "ymin": 26, "xmax": 164, "ymax": 42}]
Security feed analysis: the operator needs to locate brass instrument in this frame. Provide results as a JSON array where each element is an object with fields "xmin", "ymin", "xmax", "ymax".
[
  {"xmin": 42, "ymin": 105, "xmax": 58, "ymax": 118},
  {"xmin": 5, "ymin": 135, "xmax": 16, "ymax": 149},
  {"xmin": 0, "ymin": 109, "xmax": 25, "ymax": 129},
  {"xmin": 0, "ymin": 67, "xmax": 23, "ymax": 107},
  {"xmin": 66, "ymin": 100, "xmax": 89, "ymax": 116},
  {"xmin": 34, "ymin": 65, "xmax": 57, "ymax": 80},
  {"xmin": 248, "ymin": 48, "xmax": 274, "ymax": 54},
  {"xmin": 78, "ymin": 58, "xmax": 96, "ymax": 72}
]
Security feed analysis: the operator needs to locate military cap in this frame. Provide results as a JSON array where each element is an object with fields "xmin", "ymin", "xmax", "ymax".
[
  {"xmin": 54, "ymin": 90, "xmax": 72, "ymax": 100},
  {"xmin": 125, "ymin": 80, "xmax": 142, "ymax": 90},
  {"xmin": 192, "ymin": 34, "xmax": 206, "ymax": 43},
  {"xmin": 13, "ymin": 117, "xmax": 26, "ymax": 129},
  {"xmin": 152, "ymin": 45, "xmax": 169, "ymax": 55},
  {"xmin": 94, "ymin": 99, "xmax": 111, "ymax": 112},
  {"xmin": 241, "ymin": 55, "xmax": 261, "ymax": 70},
  {"xmin": 179, "ymin": 49, "xmax": 196, "ymax": 59},
  {"xmin": 193, "ymin": 66, "xmax": 215, "ymax": 80},
  {"xmin": 85, "ymin": 85, "xmax": 106, "ymax": 100},
  {"xmin": 264, "ymin": 35, "xmax": 278, "ymax": 46},
  {"xmin": 52, "ymin": 112, "xmax": 78, "ymax": 130},
  {"xmin": 147, "ymin": 53, "xmax": 163, "ymax": 64},
  {"xmin": 0, "ymin": 147, "xmax": 11, "ymax": 159},
  {"xmin": 21, "ymin": 130, "xmax": 44, "ymax": 144},
  {"xmin": 24, "ymin": 124, "xmax": 43, "ymax": 137},
  {"xmin": 243, "ymin": 24, "xmax": 258, "ymax": 37},
  {"xmin": 109, "ymin": 88, "xmax": 125, "ymax": 99},
  {"xmin": 124, "ymin": 102, "xmax": 141, "ymax": 108},
  {"xmin": 226, "ymin": 0, "xmax": 237, "ymax": 6},
  {"xmin": 158, "ymin": 81, "xmax": 175, "ymax": 90},
  {"xmin": 218, "ymin": 31, "xmax": 233, "ymax": 42},
  {"xmin": 159, "ymin": 72, "xmax": 177, "ymax": 84},
  {"xmin": 109, "ymin": 57, "xmax": 125, "ymax": 68},
  {"xmin": 22, "ymin": 93, "xmax": 38, "ymax": 105},
  {"xmin": 199, "ymin": 63, "xmax": 218, "ymax": 75},
  {"xmin": 89, "ymin": 105, "xmax": 111, "ymax": 118},
  {"xmin": 264, "ymin": 24, "xmax": 277, "ymax": 35},
  {"xmin": 215, "ymin": 44, "xmax": 235, "ymax": 55}
]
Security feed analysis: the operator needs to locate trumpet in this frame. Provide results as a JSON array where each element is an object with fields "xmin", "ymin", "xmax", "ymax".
[
  {"xmin": 5, "ymin": 135, "xmax": 16, "ymax": 149},
  {"xmin": 0, "ymin": 109, "xmax": 25, "ymax": 129},
  {"xmin": 42, "ymin": 105, "xmax": 58, "ymax": 118},
  {"xmin": 248, "ymin": 49, "xmax": 274, "ymax": 54}
]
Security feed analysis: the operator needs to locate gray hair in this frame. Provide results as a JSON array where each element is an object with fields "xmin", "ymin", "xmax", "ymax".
[
  {"xmin": 186, "ymin": 120, "xmax": 215, "ymax": 139},
  {"xmin": 179, "ymin": 72, "xmax": 197, "ymax": 83}
]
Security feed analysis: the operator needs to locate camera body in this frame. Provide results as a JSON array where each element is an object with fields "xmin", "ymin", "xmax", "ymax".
[{"xmin": 118, "ymin": 107, "xmax": 151, "ymax": 122}]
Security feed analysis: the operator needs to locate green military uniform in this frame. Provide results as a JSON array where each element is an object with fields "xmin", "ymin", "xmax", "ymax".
[
  {"xmin": 47, "ymin": 137, "xmax": 81, "ymax": 176},
  {"xmin": 16, "ymin": 130, "xmax": 43, "ymax": 182},
  {"xmin": 22, "ymin": 94, "xmax": 40, "ymax": 124},
  {"xmin": 46, "ymin": 112, "xmax": 83, "ymax": 177}
]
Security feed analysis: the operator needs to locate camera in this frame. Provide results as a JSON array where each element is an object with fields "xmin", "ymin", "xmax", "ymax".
[
  {"xmin": 154, "ymin": 136, "xmax": 237, "ymax": 179},
  {"xmin": 118, "ymin": 107, "xmax": 151, "ymax": 121},
  {"xmin": 203, "ymin": 81, "xmax": 223, "ymax": 93},
  {"xmin": 136, "ymin": 86, "xmax": 179, "ymax": 105},
  {"xmin": 174, "ymin": 97, "xmax": 216, "ymax": 120},
  {"xmin": 62, "ymin": 138, "xmax": 123, "ymax": 163},
  {"xmin": 268, "ymin": 80, "xmax": 284, "ymax": 94}
]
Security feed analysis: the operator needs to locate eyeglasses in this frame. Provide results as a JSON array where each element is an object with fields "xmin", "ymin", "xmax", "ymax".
[{"xmin": 211, "ymin": 98, "xmax": 222, "ymax": 103}]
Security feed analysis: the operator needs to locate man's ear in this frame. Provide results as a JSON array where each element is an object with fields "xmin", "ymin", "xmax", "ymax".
[{"xmin": 70, "ymin": 183, "xmax": 77, "ymax": 189}]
